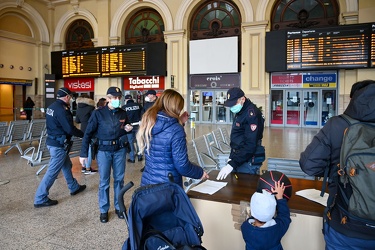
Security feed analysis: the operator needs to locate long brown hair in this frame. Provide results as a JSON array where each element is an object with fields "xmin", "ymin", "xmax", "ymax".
[{"xmin": 137, "ymin": 89, "xmax": 184, "ymax": 154}]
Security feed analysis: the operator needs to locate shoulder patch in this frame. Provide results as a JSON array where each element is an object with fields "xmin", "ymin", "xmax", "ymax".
[{"xmin": 250, "ymin": 124, "xmax": 257, "ymax": 131}]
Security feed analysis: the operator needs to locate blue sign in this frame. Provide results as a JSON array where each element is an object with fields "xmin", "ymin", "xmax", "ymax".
[{"xmin": 303, "ymin": 73, "xmax": 337, "ymax": 83}]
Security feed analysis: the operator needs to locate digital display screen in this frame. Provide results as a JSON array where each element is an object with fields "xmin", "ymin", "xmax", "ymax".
[
  {"xmin": 101, "ymin": 46, "xmax": 146, "ymax": 76},
  {"xmin": 52, "ymin": 43, "xmax": 166, "ymax": 78},
  {"xmin": 265, "ymin": 23, "xmax": 375, "ymax": 72},
  {"xmin": 62, "ymin": 49, "xmax": 101, "ymax": 78},
  {"xmin": 286, "ymin": 24, "xmax": 369, "ymax": 70}
]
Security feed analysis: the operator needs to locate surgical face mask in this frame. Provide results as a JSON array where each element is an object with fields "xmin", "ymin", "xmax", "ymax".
[
  {"xmin": 110, "ymin": 99, "xmax": 121, "ymax": 108},
  {"xmin": 230, "ymin": 103, "xmax": 243, "ymax": 114},
  {"xmin": 145, "ymin": 96, "xmax": 151, "ymax": 102}
]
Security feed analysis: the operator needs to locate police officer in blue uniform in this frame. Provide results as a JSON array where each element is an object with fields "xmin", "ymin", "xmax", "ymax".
[
  {"xmin": 34, "ymin": 87, "xmax": 86, "ymax": 208},
  {"xmin": 79, "ymin": 87, "xmax": 133, "ymax": 223},
  {"xmin": 122, "ymin": 94, "xmax": 143, "ymax": 163},
  {"xmin": 217, "ymin": 87, "xmax": 265, "ymax": 180}
]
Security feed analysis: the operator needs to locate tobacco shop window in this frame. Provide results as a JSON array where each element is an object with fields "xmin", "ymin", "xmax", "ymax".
[
  {"xmin": 271, "ymin": 0, "xmax": 339, "ymax": 30},
  {"xmin": 125, "ymin": 9, "xmax": 164, "ymax": 44},
  {"xmin": 65, "ymin": 19, "xmax": 94, "ymax": 50},
  {"xmin": 190, "ymin": 0, "xmax": 241, "ymax": 40}
]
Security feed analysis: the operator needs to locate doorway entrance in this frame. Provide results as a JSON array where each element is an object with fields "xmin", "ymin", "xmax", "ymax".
[{"xmin": 270, "ymin": 89, "xmax": 336, "ymax": 127}]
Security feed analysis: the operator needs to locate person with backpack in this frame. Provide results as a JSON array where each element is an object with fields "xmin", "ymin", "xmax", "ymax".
[{"xmin": 299, "ymin": 80, "xmax": 375, "ymax": 249}]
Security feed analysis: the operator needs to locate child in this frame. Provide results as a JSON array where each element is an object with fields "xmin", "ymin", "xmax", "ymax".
[{"xmin": 241, "ymin": 181, "xmax": 291, "ymax": 250}]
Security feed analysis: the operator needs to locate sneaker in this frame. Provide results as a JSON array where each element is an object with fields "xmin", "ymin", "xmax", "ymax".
[
  {"xmin": 81, "ymin": 167, "xmax": 86, "ymax": 173},
  {"xmin": 84, "ymin": 169, "xmax": 97, "ymax": 175}
]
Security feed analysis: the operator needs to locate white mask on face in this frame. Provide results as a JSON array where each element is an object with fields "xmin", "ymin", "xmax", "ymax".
[{"xmin": 145, "ymin": 96, "xmax": 151, "ymax": 102}]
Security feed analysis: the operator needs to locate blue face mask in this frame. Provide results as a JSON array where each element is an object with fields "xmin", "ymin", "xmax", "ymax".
[
  {"xmin": 110, "ymin": 99, "xmax": 121, "ymax": 108},
  {"xmin": 230, "ymin": 103, "xmax": 243, "ymax": 114}
]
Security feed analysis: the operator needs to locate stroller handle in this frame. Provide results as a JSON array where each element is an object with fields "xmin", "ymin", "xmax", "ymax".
[{"xmin": 118, "ymin": 181, "xmax": 134, "ymax": 213}]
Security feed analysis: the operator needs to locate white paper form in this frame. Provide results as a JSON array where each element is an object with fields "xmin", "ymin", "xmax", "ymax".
[
  {"xmin": 295, "ymin": 189, "xmax": 328, "ymax": 207},
  {"xmin": 190, "ymin": 180, "xmax": 228, "ymax": 195}
]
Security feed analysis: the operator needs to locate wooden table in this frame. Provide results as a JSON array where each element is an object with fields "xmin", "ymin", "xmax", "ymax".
[{"xmin": 188, "ymin": 171, "xmax": 326, "ymax": 250}]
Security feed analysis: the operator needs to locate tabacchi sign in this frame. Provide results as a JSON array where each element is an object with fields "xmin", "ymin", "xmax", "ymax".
[
  {"xmin": 64, "ymin": 78, "xmax": 95, "ymax": 91},
  {"xmin": 124, "ymin": 76, "xmax": 165, "ymax": 90}
]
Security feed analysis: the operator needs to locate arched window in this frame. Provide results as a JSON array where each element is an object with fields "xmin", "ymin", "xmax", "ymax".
[
  {"xmin": 65, "ymin": 19, "xmax": 94, "ymax": 50},
  {"xmin": 125, "ymin": 9, "xmax": 164, "ymax": 44},
  {"xmin": 271, "ymin": 0, "xmax": 339, "ymax": 30},
  {"xmin": 190, "ymin": 0, "xmax": 241, "ymax": 40}
]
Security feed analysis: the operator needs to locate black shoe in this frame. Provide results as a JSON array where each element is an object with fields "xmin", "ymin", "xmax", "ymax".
[
  {"xmin": 138, "ymin": 155, "xmax": 143, "ymax": 162},
  {"xmin": 100, "ymin": 212, "xmax": 108, "ymax": 223},
  {"xmin": 34, "ymin": 198, "xmax": 58, "ymax": 208},
  {"xmin": 127, "ymin": 159, "xmax": 135, "ymax": 163},
  {"xmin": 70, "ymin": 185, "xmax": 86, "ymax": 196},
  {"xmin": 140, "ymin": 167, "xmax": 145, "ymax": 172},
  {"xmin": 115, "ymin": 209, "xmax": 125, "ymax": 219}
]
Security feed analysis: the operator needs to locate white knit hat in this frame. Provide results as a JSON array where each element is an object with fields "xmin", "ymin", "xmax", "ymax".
[{"xmin": 250, "ymin": 189, "xmax": 276, "ymax": 222}]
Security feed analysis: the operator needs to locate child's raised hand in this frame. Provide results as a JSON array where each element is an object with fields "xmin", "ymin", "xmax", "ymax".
[{"xmin": 271, "ymin": 181, "xmax": 285, "ymax": 200}]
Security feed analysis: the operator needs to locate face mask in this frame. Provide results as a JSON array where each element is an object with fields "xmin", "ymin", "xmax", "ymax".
[
  {"xmin": 230, "ymin": 103, "xmax": 243, "ymax": 114},
  {"xmin": 110, "ymin": 99, "xmax": 121, "ymax": 108},
  {"xmin": 145, "ymin": 96, "xmax": 151, "ymax": 102}
]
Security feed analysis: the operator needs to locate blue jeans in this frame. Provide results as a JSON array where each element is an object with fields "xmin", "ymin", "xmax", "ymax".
[
  {"xmin": 85, "ymin": 145, "xmax": 92, "ymax": 168},
  {"xmin": 126, "ymin": 131, "xmax": 136, "ymax": 161},
  {"xmin": 324, "ymin": 222, "xmax": 375, "ymax": 250},
  {"xmin": 34, "ymin": 145, "xmax": 80, "ymax": 204},
  {"xmin": 235, "ymin": 161, "xmax": 261, "ymax": 175},
  {"xmin": 96, "ymin": 148, "xmax": 126, "ymax": 213}
]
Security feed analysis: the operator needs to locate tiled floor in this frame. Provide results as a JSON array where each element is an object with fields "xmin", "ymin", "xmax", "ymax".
[{"xmin": 0, "ymin": 124, "xmax": 319, "ymax": 249}]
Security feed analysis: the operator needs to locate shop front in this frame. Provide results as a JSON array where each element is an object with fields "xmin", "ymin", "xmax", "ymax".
[
  {"xmin": 64, "ymin": 77, "xmax": 95, "ymax": 115},
  {"xmin": 123, "ymin": 76, "xmax": 165, "ymax": 105},
  {"xmin": 189, "ymin": 73, "xmax": 240, "ymax": 124},
  {"xmin": 270, "ymin": 71, "xmax": 337, "ymax": 128}
]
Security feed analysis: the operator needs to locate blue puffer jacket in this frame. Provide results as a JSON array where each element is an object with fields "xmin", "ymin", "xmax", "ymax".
[{"xmin": 141, "ymin": 111, "xmax": 204, "ymax": 187}]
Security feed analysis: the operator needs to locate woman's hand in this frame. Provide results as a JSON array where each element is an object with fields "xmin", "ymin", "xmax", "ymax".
[
  {"xmin": 179, "ymin": 111, "xmax": 189, "ymax": 124},
  {"xmin": 201, "ymin": 171, "xmax": 209, "ymax": 180}
]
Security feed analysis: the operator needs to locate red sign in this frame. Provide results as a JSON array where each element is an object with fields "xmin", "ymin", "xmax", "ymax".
[
  {"xmin": 271, "ymin": 73, "xmax": 303, "ymax": 88},
  {"xmin": 64, "ymin": 78, "xmax": 95, "ymax": 91},
  {"xmin": 123, "ymin": 76, "xmax": 165, "ymax": 91}
]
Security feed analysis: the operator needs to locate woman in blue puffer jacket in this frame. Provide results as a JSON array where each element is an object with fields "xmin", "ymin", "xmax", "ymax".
[{"xmin": 137, "ymin": 89, "xmax": 209, "ymax": 187}]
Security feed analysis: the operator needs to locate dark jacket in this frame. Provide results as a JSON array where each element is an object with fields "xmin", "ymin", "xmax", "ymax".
[
  {"xmin": 75, "ymin": 97, "xmax": 96, "ymax": 132},
  {"xmin": 45, "ymin": 99, "xmax": 84, "ymax": 147},
  {"xmin": 299, "ymin": 84, "xmax": 375, "ymax": 238},
  {"xmin": 122, "ymin": 99, "xmax": 142, "ymax": 131},
  {"xmin": 141, "ymin": 111, "xmax": 203, "ymax": 187},
  {"xmin": 141, "ymin": 98, "xmax": 157, "ymax": 116},
  {"xmin": 229, "ymin": 98, "xmax": 264, "ymax": 169},
  {"xmin": 80, "ymin": 105, "xmax": 130, "ymax": 157},
  {"xmin": 241, "ymin": 199, "xmax": 291, "ymax": 250}
]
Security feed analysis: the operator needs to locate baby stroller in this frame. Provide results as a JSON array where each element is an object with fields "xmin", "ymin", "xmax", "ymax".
[{"xmin": 119, "ymin": 180, "xmax": 207, "ymax": 250}]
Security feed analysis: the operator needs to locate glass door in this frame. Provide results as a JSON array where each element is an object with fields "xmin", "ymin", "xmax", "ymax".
[
  {"xmin": 321, "ymin": 90, "xmax": 336, "ymax": 126},
  {"xmin": 214, "ymin": 91, "xmax": 227, "ymax": 123},
  {"xmin": 303, "ymin": 90, "xmax": 319, "ymax": 127},
  {"xmin": 285, "ymin": 90, "xmax": 301, "ymax": 126}
]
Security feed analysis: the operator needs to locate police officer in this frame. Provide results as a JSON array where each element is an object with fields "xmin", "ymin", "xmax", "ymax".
[
  {"xmin": 217, "ymin": 87, "xmax": 265, "ymax": 180},
  {"xmin": 34, "ymin": 87, "xmax": 86, "ymax": 208},
  {"xmin": 79, "ymin": 87, "xmax": 133, "ymax": 223},
  {"xmin": 122, "ymin": 94, "xmax": 143, "ymax": 163},
  {"xmin": 141, "ymin": 89, "xmax": 157, "ymax": 115}
]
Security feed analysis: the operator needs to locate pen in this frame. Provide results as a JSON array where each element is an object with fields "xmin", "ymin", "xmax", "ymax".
[{"xmin": 234, "ymin": 174, "xmax": 238, "ymax": 179}]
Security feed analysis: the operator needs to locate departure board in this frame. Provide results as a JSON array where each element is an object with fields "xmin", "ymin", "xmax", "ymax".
[
  {"xmin": 265, "ymin": 23, "xmax": 375, "ymax": 72},
  {"xmin": 52, "ymin": 42, "xmax": 166, "ymax": 78},
  {"xmin": 62, "ymin": 49, "xmax": 101, "ymax": 77},
  {"xmin": 286, "ymin": 24, "xmax": 369, "ymax": 70},
  {"xmin": 101, "ymin": 46, "xmax": 146, "ymax": 76}
]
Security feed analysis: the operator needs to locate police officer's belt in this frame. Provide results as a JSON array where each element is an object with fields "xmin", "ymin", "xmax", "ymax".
[{"xmin": 99, "ymin": 139, "xmax": 119, "ymax": 145}]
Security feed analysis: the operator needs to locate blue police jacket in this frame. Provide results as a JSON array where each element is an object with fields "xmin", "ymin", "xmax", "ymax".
[
  {"xmin": 80, "ymin": 105, "xmax": 130, "ymax": 157},
  {"xmin": 229, "ymin": 98, "xmax": 264, "ymax": 169},
  {"xmin": 141, "ymin": 111, "xmax": 203, "ymax": 187},
  {"xmin": 122, "ymin": 99, "xmax": 142, "ymax": 129},
  {"xmin": 45, "ymin": 99, "xmax": 84, "ymax": 147}
]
